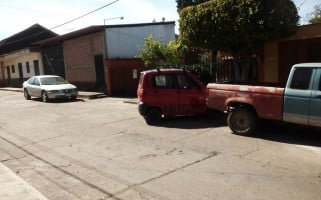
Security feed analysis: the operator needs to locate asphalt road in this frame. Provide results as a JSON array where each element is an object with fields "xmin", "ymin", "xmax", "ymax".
[{"xmin": 0, "ymin": 91, "xmax": 321, "ymax": 200}]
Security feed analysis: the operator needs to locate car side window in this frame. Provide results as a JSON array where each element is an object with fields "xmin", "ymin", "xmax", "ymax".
[
  {"xmin": 177, "ymin": 74, "xmax": 190, "ymax": 89},
  {"xmin": 290, "ymin": 68, "xmax": 312, "ymax": 90},
  {"xmin": 33, "ymin": 78, "xmax": 40, "ymax": 86},
  {"xmin": 190, "ymin": 78, "xmax": 201, "ymax": 90},
  {"xmin": 27, "ymin": 78, "xmax": 34, "ymax": 85},
  {"xmin": 154, "ymin": 74, "xmax": 174, "ymax": 88}
]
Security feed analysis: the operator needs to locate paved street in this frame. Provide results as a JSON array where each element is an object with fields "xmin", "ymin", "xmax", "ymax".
[{"xmin": 0, "ymin": 90, "xmax": 321, "ymax": 200}]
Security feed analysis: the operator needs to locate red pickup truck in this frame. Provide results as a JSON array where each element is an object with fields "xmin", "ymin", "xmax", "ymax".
[{"xmin": 207, "ymin": 63, "xmax": 321, "ymax": 135}]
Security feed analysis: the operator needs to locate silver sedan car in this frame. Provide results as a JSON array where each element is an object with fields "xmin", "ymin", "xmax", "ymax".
[{"xmin": 23, "ymin": 75, "xmax": 78, "ymax": 102}]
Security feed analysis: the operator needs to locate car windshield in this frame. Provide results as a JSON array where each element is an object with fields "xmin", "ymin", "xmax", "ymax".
[{"xmin": 40, "ymin": 76, "xmax": 68, "ymax": 85}]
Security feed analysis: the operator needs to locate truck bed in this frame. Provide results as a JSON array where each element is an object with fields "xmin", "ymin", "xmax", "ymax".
[{"xmin": 207, "ymin": 83, "xmax": 285, "ymax": 121}]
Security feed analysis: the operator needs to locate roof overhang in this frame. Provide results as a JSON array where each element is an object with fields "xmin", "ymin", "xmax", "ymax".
[{"xmin": 281, "ymin": 23, "xmax": 321, "ymax": 41}]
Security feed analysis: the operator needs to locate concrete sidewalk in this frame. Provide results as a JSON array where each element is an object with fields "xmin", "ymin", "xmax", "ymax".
[
  {"xmin": 0, "ymin": 87, "xmax": 106, "ymax": 99},
  {"xmin": 0, "ymin": 163, "xmax": 48, "ymax": 200}
]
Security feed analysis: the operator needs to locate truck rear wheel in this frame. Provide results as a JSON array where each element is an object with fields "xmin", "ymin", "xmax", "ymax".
[
  {"xmin": 227, "ymin": 107, "xmax": 256, "ymax": 136},
  {"xmin": 145, "ymin": 108, "xmax": 162, "ymax": 125}
]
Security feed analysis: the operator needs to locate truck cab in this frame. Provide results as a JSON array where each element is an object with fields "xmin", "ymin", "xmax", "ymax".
[{"xmin": 283, "ymin": 63, "xmax": 321, "ymax": 127}]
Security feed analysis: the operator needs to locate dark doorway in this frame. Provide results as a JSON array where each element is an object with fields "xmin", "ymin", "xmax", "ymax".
[
  {"xmin": 6, "ymin": 66, "xmax": 11, "ymax": 85},
  {"xmin": 42, "ymin": 45, "xmax": 65, "ymax": 78},
  {"xmin": 94, "ymin": 55, "xmax": 106, "ymax": 92},
  {"xmin": 307, "ymin": 43, "xmax": 321, "ymax": 62},
  {"xmin": 34, "ymin": 60, "xmax": 40, "ymax": 75},
  {"xmin": 18, "ymin": 63, "xmax": 23, "ymax": 79},
  {"xmin": 279, "ymin": 41, "xmax": 299, "ymax": 87},
  {"xmin": 18, "ymin": 63, "xmax": 23, "ymax": 86}
]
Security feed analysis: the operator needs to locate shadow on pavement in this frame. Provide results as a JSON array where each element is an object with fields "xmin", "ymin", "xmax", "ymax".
[
  {"xmin": 153, "ymin": 112, "xmax": 227, "ymax": 129},
  {"xmin": 31, "ymin": 97, "xmax": 85, "ymax": 103},
  {"xmin": 252, "ymin": 120, "xmax": 321, "ymax": 148},
  {"xmin": 153, "ymin": 113, "xmax": 321, "ymax": 148}
]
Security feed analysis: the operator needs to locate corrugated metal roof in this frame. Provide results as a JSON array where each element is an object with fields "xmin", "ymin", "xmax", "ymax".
[
  {"xmin": 35, "ymin": 21, "xmax": 175, "ymax": 47},
  {"xmin": 106, "ymin": 22, "xmax": 175, "ymax": 59},
  {"xmin": 0, "ymin": 24, "xmax": 58, "ymax": 55}
]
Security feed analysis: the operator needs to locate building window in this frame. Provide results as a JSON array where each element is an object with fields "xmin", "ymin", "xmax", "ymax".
[
  {"xmin": 26, "ymin": 62, "xmax": 30, "ymax": 73},
  {"xmin": 11, "ymin": 65, "xmax": 15, "ymax": 73}
]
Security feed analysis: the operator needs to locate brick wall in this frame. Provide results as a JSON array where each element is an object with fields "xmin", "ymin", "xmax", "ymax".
[
  {"xmin": 105, "ymin": 59, "xmax": 144, "ymax": 96},
  {"xmin": 63, "ymin": 31, "xmax": 105, "ymax": 91}
]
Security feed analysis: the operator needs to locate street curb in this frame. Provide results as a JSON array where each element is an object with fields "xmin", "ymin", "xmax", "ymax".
[
  {"xmin": 0, "ymin": 88, "xmax": 106, "ymax": 100},
  {"xmin": 0, "ymin": 163, "xmax": 49, "ymax": 200},
  {"xmin": 0, "ymin": 88, "xmax": 23, "ymax": 93}
]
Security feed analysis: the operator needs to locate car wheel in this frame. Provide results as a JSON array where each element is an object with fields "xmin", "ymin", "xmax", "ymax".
[
  {"xmin": 145, "ymin": 108, "xmax": 162, "ymax": 125},
  {"xmin": 24, "ymin": 89, "xmax": 31, "ymax": 100},
  {"xmin": 227, "ymin": 107, "xmax": 257, "ymax": 136},
  {"xmin": 41, "ymin": 91, "xmax": 49, "ymax": 102}
]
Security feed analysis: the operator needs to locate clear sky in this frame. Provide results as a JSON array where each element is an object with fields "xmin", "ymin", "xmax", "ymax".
[{"xmin": 0, "ymin": 0, "xmax": 319, "ymax": 40}]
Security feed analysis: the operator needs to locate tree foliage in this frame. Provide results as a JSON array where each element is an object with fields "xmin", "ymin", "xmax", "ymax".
[
  {"xmin": 176, "ymin": 0, "xmax": 209, "ymax": 10},
  {"xmin": 178, "ymin": 0, "xmax": 299, "ymax": 81},
  {"xmin": 179, "ymin": 0, "xmax": 299, "ymax": 55},
  {"xmin": 308, "ymin": 4, "xmax": 321, "ymax": 24},
  {"xmin": 138, "ymin": 35, "xmax": 180, "ymax": 68}
]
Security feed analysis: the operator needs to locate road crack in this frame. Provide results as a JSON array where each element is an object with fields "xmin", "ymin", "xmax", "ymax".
[
  {"xmin": 0, "ymin": 154, "xmax": 29, "ymax": 163},
  {"xmin": 105, "ymin": 151, "xmax": 220, "ymax": 199}
]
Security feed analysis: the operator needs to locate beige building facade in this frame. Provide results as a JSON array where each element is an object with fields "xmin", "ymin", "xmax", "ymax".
[
  {"xmin": 263, "ymin": 23, "xmax": 321, "ymax": 86},
  {"xmin": 0, "ymin": 48, "xmax": 43, "ymax": 86}
]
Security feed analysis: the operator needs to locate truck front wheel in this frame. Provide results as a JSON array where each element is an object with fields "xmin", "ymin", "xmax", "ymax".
[{"xmin": 227, "ymin": 107, "xmax": 257, "ymax": 136}]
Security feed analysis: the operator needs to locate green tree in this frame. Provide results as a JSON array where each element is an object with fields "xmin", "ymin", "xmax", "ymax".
[
  {"xmin": 308, "ymin": 4, "xmax": 321, "ymax": 24},
  {"xmin": 176, "ymin": 0, "xmax": 209, "ymax": 10},
  {"xmin": 178, "ymin": 0, "xmax": 299, "ymax": 81},
  {"xmin": 138, "ymin": 35, "xmax": 180, "ymax": 68}
]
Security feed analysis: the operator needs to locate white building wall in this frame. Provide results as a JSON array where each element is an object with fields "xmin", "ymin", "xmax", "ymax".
[
  {"xmin": 1, "ymin": 49, "xmax": 44, "ymax": 79},
  {"xmin": 105, "ymin": 23, "xmax": 175, "ymax": 59}
]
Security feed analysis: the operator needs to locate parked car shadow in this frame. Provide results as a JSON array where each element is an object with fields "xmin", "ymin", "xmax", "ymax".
[
  {"xmin": 251, "ymin": 120, "xmax": 321, "ymax": 148},
  {"xmin": 154, "ymin": 112, "xmax": 227, "ymax": 129},
  {"xmin": 154, "ymin": 114, "xmax": 321, "ymax": 148},
  {"xmin": 32, "ymin": 97, "xmax": 85, "ymax": 103}
]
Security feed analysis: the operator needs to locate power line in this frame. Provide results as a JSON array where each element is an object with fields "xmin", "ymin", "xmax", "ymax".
[
  {"xmin": 0, "ymin": 0, "xmax": 120, "ymax": 47},
  {"xmin": 298, "ymin": 0, "xmax": 308, "ymax": 10},
  {"xmin": 50, "ymin": 0, "xmax": 120, "ymax": 30}
]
